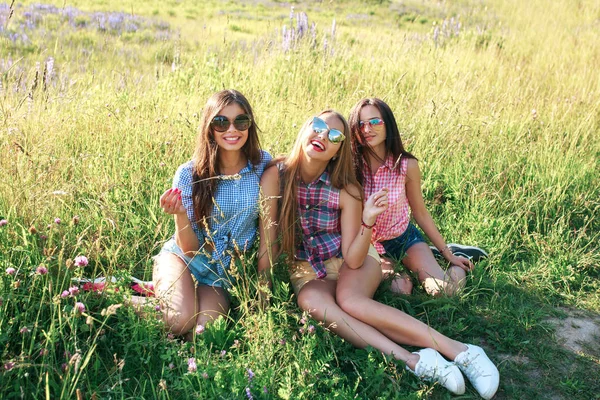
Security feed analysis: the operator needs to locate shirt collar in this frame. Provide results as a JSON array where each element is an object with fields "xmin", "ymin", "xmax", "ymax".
[
  {"xmin": 363, "ymin": 155, "xmax": 396, "ymax": 172},
  {"xmin": 300, "ymin": 169, "xmax": 331, "ymax": 186}
]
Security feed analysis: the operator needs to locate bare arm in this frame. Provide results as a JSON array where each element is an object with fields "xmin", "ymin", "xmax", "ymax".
[
  {"xmin": 257, "ymin": 165, "xmax": 281, "ymax": 286},
  {"xmin": 405, "ymin": 159, "xmax": 473, "ymax": 271},
  {"xmin": 160, "ymin": 188, "xmax": 200, "ymax": 256},
  {"xmin": 340, "ymin": 184, "xmax": 389, "ymax": 269}
]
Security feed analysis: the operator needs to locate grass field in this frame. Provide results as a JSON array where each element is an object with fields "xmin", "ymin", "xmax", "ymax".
[{"xmin": 1, "ymin": 0, "xmax": 599, "ymax": 398}]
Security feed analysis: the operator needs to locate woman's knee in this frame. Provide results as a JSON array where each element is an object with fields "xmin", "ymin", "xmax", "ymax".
[
  {"xmin": 162, "ymin": 304, "xmax": 196, "ymax": 335},
  {"xmin": 297, "ymin": 285, "xmax": 334, "ymax": 319}
]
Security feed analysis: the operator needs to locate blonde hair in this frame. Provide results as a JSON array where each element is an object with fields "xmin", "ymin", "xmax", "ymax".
[{"xmin": 278, "ymin": 110, "xmax": 362, "ymax": 260}]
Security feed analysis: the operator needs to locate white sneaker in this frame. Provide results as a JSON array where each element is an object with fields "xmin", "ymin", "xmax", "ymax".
[
  {"xmin": 408, "ymin": 348, "xmax": 465, "ymax": 395},
  {"xmin": 454, "ymin": 344, "xmax": 500, "ymax": 399}
]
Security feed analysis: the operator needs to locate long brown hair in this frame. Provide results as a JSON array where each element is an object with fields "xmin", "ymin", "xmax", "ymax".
[
  {"xmin": 192, "ymin": 89, "xmax": 262, "ymax": 226},
  {"xmin": 278, "ymin": 110, "xmax": 361, "ymax": 261},
  {"xmin": 348, "ymin": 98, "xmax": 416, "ymax": 188}
]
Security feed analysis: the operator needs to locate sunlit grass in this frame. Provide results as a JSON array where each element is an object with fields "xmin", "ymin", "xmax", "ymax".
[{"xmin": 1, "ymin": 0, "xmax": 599, "ymax": 398}]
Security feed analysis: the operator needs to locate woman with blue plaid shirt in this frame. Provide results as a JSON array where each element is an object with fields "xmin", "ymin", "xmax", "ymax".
[
  {"xmin": 132, "ymin": 90, "xmax": 271, "ymax": 337},
  {"xmin": 258, "ymin": 110, "xmax": 499, "ymax": 399}
]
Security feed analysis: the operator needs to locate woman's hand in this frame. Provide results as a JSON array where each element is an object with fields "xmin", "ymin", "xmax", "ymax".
[
  {"xmin": 363, "ymin": 188, "xmax": 389, "ymax": 225},
  {"xmin": 160, "ymin": 188, "xmax": 187, "ymax": 215},
  {"xmin": 447, "ymin": 254, "xmax": 475, "ymax": 272}
]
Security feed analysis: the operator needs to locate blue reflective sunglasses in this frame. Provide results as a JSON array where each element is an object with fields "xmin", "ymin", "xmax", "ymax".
[{"xmin": 312, "ymin": 117, "xmax": 346, "ymax": 144}]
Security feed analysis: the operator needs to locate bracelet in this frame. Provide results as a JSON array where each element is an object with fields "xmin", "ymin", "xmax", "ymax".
[
  {"xmin": 361, "ymin": 218, "xmax": 376, "ymax": 229},
  {"xmin": 439, "ymin": 245, "xmax": 452, "ymax": 255},
  {"xmin": 361, "ymin": 218, "xmax": 375, "ymax": 236}
]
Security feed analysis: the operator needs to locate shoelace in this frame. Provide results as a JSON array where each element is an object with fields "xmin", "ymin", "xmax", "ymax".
[
  {"xmin": 417, "ymin": 363, "xmax": 452, "ymax": 381},
  {"xmin": 459, "ymin": 353, "xmax": 490, "ymax": 380}
]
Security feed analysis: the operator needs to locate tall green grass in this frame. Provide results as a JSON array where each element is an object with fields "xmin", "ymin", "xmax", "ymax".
[{"xmin": 1, "ymin": 0, "xmax": 599, "ymax": 398}]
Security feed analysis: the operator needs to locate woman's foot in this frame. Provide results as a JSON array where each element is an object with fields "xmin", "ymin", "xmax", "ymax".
[
  {"xmin": 407, "ymin": 348, "xmax": 465, "ymax": 395},
  {"xmin": 390, "ymin": 273, "xmax": 413, "ymax": 295}
]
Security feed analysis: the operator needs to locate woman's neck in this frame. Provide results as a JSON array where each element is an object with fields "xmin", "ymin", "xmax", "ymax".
[
  {"xmin": 218, "ymin": 150, "xmax": 247, "ymax": 175},
  {"xmin": 366, "ymin": 143, "xmax": 387, "ymax": 172},
  {"xmin": 299, "ymin": 154, "xmax": 328, "ymax": 184}
]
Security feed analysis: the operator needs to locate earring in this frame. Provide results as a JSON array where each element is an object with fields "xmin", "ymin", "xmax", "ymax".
[{"xmin": 332, "ymin": 156, "xmax": 338, "ymax": 161}]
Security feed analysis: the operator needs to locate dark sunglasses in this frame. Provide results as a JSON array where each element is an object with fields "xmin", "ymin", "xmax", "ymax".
[
  {"xmin": 359, "ymin": 117, "xmax": 385, "ymax": 131},
  {"xmin": 211, "ymin": 114, "xmax": 252, "ymax": 132},
  {"xmin": 312, "ymin": 117, "xmax": 346, "ymax": 144}
]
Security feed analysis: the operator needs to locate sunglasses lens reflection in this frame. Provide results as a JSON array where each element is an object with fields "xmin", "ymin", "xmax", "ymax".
[
  {"xmin": 233, "ymin": 115, "xmax": 251, "ymax": 131},
  {"xmin": 211, "ymin": 116, "xmax": 230, "ymax": 132},
  {"xmin": 211, "ymin": 115, "xmax": 252, "ymax": 132},
  {"xmin": 328, "ymin": 130, "xmax": 345, "ymax": 144}
]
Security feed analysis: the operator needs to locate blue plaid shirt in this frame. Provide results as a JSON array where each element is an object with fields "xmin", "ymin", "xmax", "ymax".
[
  {"xmin": 295, "ymin": 170, "xmax": 342, "ymax": 278},
  {"xmin": 172, "ymin": 150, "xmax": 272, "ymax": 275}
]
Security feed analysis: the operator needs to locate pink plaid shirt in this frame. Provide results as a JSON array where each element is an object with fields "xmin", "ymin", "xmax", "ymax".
[{"xmin": 363, "ymin": 156, "xmax": 410, "ymax": 254}]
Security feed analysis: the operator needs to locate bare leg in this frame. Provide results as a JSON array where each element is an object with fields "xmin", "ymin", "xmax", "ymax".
[
  {"xmin": 152, "ymin": 253, "xmax": 198, "ymax": 335},
  {"xmin": 337, "ymin": 256, "xmax": 468, "ymax": 360},
  {"xmin": 296, "ymin": 279, "xmax": 420, "ymax": 369},
  {"xmin": 195, "ymin": 284, "xmax": 230, "ymax": 328},
  {"xmin": 402, "ymin": 243, "xmax": 467, "ymax": 296},
  {"xmin": 381, "ymin": 255, "xmax": 413, "ymax": 295}
]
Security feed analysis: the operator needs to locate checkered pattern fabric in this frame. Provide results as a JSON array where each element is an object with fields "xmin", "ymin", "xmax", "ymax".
[
  {"xmin": 363, "ymin": 156, "xmax": 410, "ymax": 254},
  {"xmin": 173, "ymin": 150, "xmax": 272, "ymax": 275},
  {"xmin": 295, "ymin": 170, "xmax": 342, "ymax": 279}
]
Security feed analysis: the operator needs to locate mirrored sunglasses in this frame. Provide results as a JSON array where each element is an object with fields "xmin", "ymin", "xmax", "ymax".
[
  {"xmin": 359, "ymin": 117, "xmax": 385, "ymax": 131},
  {"xmin": 211, "ymin": 114, "xmax": 252, "ymax": 132},
  {"xmin": 312, "ymin": 117, "xmax": 346, "ymax": 144}
]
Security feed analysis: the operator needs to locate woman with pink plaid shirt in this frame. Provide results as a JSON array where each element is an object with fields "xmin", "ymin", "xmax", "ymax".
[
  {"xmin": 349, "ymin": 98, "xmax": 488, "ymax": 296},
  {"xmin": 258, "ymin": 110, "xmax": 499, "ymax": 399}
]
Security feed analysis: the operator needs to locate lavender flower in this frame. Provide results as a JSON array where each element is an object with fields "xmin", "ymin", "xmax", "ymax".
[
  {"xmin": 187, "ymin": 357, "xmax": 197, "ymax": 373},
  {"xmin": 247, "ymin": 368, "xmax": 254, "ymax": 381},
  {"xmin": 6, "ymin": 267, "xmax": 16, "ymax": 275},
  {"xmin": 74, "ymin": 302, "xmax": 85, "ymax": 315},
  {"xmin": 245, "ymin": 387, "xmax": 253, "ymax": 400},
  {"xmin": 74, "ymin": 255, "xmax": 88, "ymax": 267},
  {"xmin": 0, "ymin": 219, "xmax": 7, "ymax": 227},
  {"xmin": 36, "ymin": 265, "xmax": 48, "ymax": 275}
]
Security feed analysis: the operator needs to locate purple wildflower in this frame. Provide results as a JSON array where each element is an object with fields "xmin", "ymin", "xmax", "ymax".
[
  {"xmin": 4, "ymin": 361, "xmax": 15, "ymax": 371},
  {"xmin": 245, "ymin": 387, "xmax": 253, "ymax": 400},
  {"xmin": 36, "ymin": 265, "xmax": 48, "ymax": 275},
  {"xmin": 74, "ymin": 302, "xmax": 85, "ymax": 315},
  {"xmin": 168, "ymin": 362, "xmax": 175, "ymax": 370},
  {"xmin": 74, "ymin": 255, "xmax": 88, "ymax": 267},
  {"xmin": 6, "ymin": 267, "xmax": 16, "ymax": 275},
  {"xmin": 195, "ymin": 324, "xmax": 205, "ymax": 334},
  {"xmin": 54, "ymin": 217, "xmax": 61, "ymax": 224},
  {"xmin": 61, "ymin": 290, "xmax": 70, "ymax": 298},
  {"xmin": 247, "ymin": 368, "xmax": 254, "ymax": 381},
  {"xmin": 308, "ymin": 325, "xmax": 316, "ymax": 334},
  {"xmin": 69, "ymin": 286, "xmax": 79, "ymax": 296},
  {"xmin": 0, "ymin": 219, "xmax": 7, "ymax": 227},
  {"xmin": 187, "ymin": 357, "xmax": 197, "ymax": 373},
  {"xmin": 20, "ymin": 326, "xmax": 29, "ymax": 334},
  {"xmin": 202, "ymin": 371, "xmax": 209, "ymax": 379}
]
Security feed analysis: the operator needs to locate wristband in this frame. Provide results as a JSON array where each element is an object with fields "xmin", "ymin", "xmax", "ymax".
[
  {"xmin": 361, "ymin": 218, "xmax": 375, "ymax": 235},
  {"xmin": 361, "ymin": 218, "xmax": 376, "ymax": 229}
]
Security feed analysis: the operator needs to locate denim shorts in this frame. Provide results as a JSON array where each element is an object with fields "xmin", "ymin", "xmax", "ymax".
[
  {"xmin": 379, "ymin": 222, "xmax": 426, "ymax": 260},
  {"xmin": 158, "ymin": 238, "xmax": 233, "ymax": 288}
]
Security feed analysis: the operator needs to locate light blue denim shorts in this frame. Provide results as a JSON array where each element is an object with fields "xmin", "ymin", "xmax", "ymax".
[{"xmin": 159, "ymin": 238, "xmax": 233, "ymax": 288}]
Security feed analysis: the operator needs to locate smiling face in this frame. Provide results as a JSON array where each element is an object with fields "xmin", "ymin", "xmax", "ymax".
[
  {"xmin": 211, "ymin": 103, "xmax": 249, "ymax": 152},
  {"xmin": 304, "ymin": 112, "xmax": 345, "ymax": 162},
  {"xmin": 358, "ymin": 105, "xmax": 386, "ymax": 152}
]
